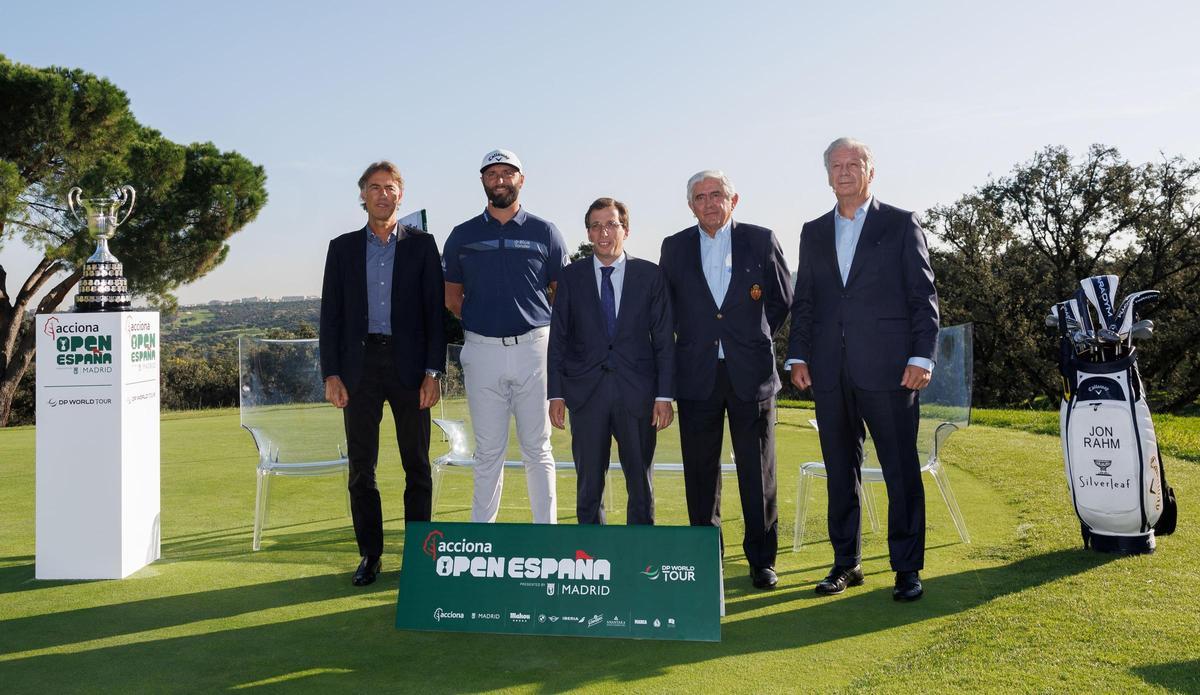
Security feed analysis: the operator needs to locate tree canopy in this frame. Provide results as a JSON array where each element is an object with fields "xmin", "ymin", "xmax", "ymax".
[
  {"xmin": 927, "ymin": 144, "xmax": 1200, "ymax": 411},
  {"xmin": 0, "ymin": 55, "xmax": 268, "ymax": 425}
]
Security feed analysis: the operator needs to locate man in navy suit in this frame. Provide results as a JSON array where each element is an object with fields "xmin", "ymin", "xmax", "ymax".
[
  {"xmin": 788, "ymin": 138, "xmax": 939, "ymax": 602},
  {"xmin": 659, "ymin": 171, "xmax": 792, "ymax": 589},
  {"xmin": 319, "ymin": 161, "xmax": 446, "ymax": 587},
  {"xmin": 548, "ymin": 198, "xmax": 675, "ymax": 525}
]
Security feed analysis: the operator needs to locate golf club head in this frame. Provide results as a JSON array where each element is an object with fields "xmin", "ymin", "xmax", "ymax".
[
  {"xmin": 1096, "ymin": 328, "xmax": 1120, "ymax": 345},
  {"xmin": 1131, "ymin": 319, "xmax": 1154, "ymax": 341},
  {"xmin": 1069, "ymin": 293, "xmax": 1096, "ymax": 344},
  {"xmin": 1080, "ymin": 274, "xmax": 1120, "ymax": 331},
  {"xmin": 1113, "ymin": 289, "xmax": 1159, "ymax": 340}
]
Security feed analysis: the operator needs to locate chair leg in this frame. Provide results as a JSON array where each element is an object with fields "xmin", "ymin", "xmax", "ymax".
[
  {"xmin": 860, "ymin": 480, "xmax": 881, "ymax": 533},
  {"xmin": 929, "ymin": 459, "xmax": 971, "ymax": 544},
  {"xmin": 794, "ymin": 467, "xmax": 813, "ymax": 552},
  {"xmin": 431, "ymin": 462, "xmax": 445, "ymax": 520},
  {"xmin": 253, "ymin": 469, "xmax": 269, "ymax": 551},
  {"xmin": 604, "ymin": 468, "xmax": 613, "ymax": 521}
]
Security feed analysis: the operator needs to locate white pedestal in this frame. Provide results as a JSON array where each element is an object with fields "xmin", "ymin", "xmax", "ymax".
[{"xmin": 35, "ymin": 311, "xmax": 161, "ymax": 579}]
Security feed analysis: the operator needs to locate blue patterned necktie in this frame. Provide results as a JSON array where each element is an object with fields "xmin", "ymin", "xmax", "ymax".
[{"xmin": 600, "ymin": 266, "xmax": 617, "ymax": 338}]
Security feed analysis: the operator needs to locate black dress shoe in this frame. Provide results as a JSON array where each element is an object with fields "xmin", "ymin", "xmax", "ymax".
[
  {"xmin": 893, "ymin": 570, "xmax": 923, "ymax": 602},
  {"xmin": 750, "ymin": 565, "xmax": 778, "ymax": 589},
  {"xmin": 352, "ymin": 555, "xmax": 382, "ymax": 587},
  {"xmin": 814, "ymin": 564, "xmax": 864, "ymax": 595}
]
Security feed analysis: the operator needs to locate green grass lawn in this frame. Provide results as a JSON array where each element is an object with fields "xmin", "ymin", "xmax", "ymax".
[{"xmin": 1, "ymin": 406, "xmax": 1197, "ymax": 693}]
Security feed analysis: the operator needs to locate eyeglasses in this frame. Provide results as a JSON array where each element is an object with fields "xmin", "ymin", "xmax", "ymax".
[{"xmin": 588, "ymin": 221, "xmax": 624, "ymax": 234}]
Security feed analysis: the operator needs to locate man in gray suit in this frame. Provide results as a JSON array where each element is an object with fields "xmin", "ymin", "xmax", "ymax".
[{"xmin": 548, "ymin": 198, "xmax": 675, "ymax": 524}]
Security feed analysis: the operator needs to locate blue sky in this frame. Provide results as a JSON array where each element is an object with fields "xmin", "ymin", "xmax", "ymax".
[{"xmin": 3, "ymin": 1, "xmax": 1199, "ymax": 304}]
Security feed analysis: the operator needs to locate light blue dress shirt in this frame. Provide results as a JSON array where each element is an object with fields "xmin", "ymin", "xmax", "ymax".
[
  {"xmin": 834, "ymin": 197, "xmax": 871, "ymax": 286},
  {"xmin": 698, "ymin": 220, "xmax": 733, "ymax": 359},
  {"xmin": 365, "ymin": 225, "xmax": 402, "ymax": 335},
  {"xmin": 592, "ymin": 252, "xmax": 626, "ymax": 316}
]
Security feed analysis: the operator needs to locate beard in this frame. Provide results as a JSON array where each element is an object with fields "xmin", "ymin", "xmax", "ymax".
[{"xmin": 486, "ymin": 184, "xmax": 519, "ymax": 209}]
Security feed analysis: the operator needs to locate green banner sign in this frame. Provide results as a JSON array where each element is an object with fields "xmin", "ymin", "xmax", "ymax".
[{"xmin": 396, "ymin": 521, "xmax": 721, "ymax": 641}]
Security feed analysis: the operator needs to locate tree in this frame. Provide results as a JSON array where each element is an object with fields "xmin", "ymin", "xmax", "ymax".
[
  {"xmin": 925, "ymin": 145, "xmax": 1200, "ymax": 410},
  {"xmin": 0, "ymin": 55, "xmax": 268, "ymax": 425},
  {"xmin": 570, "ymin": 241, "xmax": 593, "ymax": 262}
]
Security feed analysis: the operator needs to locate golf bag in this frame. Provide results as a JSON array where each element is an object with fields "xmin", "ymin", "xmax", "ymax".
[{"xmin": 1051, "ymin": 275, "xmax": 1177, "ymax": 554}]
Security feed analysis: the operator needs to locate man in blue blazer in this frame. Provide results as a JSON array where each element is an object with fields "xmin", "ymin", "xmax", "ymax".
[
  {"xmin": 548, "ymin": 198, "xmax": 675, "ymax": 524},
  {"xmin": 788, "ymin": 138, "xmax": 939, "ymax": 602},
  {"xmin": 319, "ymin": 161, "xmax": 446, "ymax": 586},
  {"xmin": 659, "ymin": 171, "xmax": 792, "ymax": 589}
]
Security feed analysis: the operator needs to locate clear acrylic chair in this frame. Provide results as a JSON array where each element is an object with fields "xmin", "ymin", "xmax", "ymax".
[
  {"xmin": 794, "ymin": 323, "xmax": 973, "ymax": 551},
  {"xmin": 239, "ymin": 336, "xmax": 349, "ymax": 550}
]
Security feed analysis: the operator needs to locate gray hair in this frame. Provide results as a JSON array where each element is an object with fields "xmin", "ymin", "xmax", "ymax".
[
  {"xmin": 686, "ymin": 169, "xmax": 736, "ymax": 202},
  {"xmin": 823, "ymin": 137, "xmax": 875, "ymax": 174}
]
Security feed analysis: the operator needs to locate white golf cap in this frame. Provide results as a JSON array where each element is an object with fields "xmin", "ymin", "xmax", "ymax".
[{"xmin": 480, "ymin": 149, "xmax": 522, "ymax": 173}]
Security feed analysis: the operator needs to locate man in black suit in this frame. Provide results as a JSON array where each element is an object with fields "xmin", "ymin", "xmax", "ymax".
[
  {"xmin": 659, "ymin": 171, "xmax": 792, "ymax": 589},
  {"xmin": 788, "ymin": 138, "xmax": 939, "ymax": 602},
  {"xmin": 319, "ymin": 161, "xmax": 446, "ymax": 586},
  {"xmin": 548, "ymin": 198, "xmax": 674, "ymax": 525}
]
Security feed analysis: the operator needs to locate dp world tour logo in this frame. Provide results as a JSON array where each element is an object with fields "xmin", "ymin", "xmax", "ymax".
[
  {"xmin": 642, "ymin": 564, "xmax": 697, "ymax": 582},
  {"xmin": 423, "ymin": 529, "xmax": 444, "ymax": 559}
]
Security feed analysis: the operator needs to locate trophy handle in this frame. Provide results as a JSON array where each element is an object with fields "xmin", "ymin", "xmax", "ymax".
[
  {"xmin": 115, "ymin": 185, "xmax": 137, "ymax": 227},
  {"xmin": 67, "ymin": 187, "xmax": 85, "ymax": 224}
]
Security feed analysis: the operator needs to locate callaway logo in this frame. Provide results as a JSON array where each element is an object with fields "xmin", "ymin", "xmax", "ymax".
[
  {"xmin": 485, "ymin": 152, "xmax": 509, "ymax": 163},
  {"xmin": 1087, "ymin": 385, "xmax": 1110, "ymax": 397},
  {"xmin": 423, "ymin": 529, "xmax": 444, "ymax": 559}
]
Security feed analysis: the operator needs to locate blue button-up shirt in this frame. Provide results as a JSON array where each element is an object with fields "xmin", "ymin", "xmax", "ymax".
[
  {"xmin": 365, "ymin": 224, "xmax": 404, "ymax": 335},
  {"xmin": 443, "ymin": 208, "xmax": 569, "ymax": 337},
  {"xmin": 592, "ymin": 252, "xmax": 626, "ymax": 316},
  {"xmin": 699, "ymin": 219, "xmax": 733, "ymax": 358},
  {"xmin": 834, "ymin": 197, "xmax": 871, "ymax": 286}
]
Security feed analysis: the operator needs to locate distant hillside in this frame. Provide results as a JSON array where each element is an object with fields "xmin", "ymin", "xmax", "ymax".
[{"xmin": 166, "ymin": 300, "xmax": 321, "ymax": 356}]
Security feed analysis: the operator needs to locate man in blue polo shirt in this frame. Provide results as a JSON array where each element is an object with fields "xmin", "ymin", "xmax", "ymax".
[{"xmin": 444, "ymin": 149, "xmax": 569, "ymax": 524}]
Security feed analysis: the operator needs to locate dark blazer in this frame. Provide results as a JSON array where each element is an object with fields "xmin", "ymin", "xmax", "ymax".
[
  {"xmin": 788, "ymin": 198, "xmax": 939, "ymax": 392},
  {"xmin": 658, "ymin": 222, "xmax": 792, "ymax": 402},
  {"xmin": 319, "ymin": 225, "xmax": 446, "ymax": 390},
  {"xmin": 547, "ymin": 256, "xmax": 674, "ymax": 418}
]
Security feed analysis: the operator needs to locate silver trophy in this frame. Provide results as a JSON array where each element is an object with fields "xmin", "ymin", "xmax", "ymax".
[{"xmin": 68, "ymin": 185, "xmax": 135, "ymax": 312}]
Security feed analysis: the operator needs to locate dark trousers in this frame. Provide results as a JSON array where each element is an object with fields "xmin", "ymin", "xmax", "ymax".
[
  {"xmin": 677, "ymin": 361, "xmax": 778, "ymax": 568},
  {"xmin": 813, "ymin": 354, "xmax": 925, "ymax": 571},
  {"xmin": 570, "ymin": 376, "xmax": 656, "ymax": 525},
  {"xmin": 343, "ymin": 342, "xmax": 432, "ymax": 558}
]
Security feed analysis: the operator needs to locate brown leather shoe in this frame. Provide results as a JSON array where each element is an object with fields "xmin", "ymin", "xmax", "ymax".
[{"xmin": 814, "ymin": 564, "xmax": 864, "ymax": 595}]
